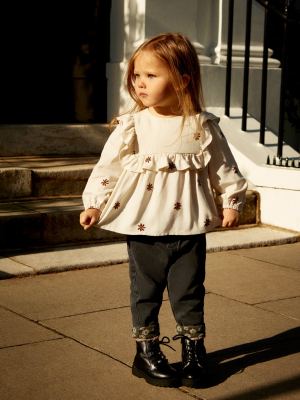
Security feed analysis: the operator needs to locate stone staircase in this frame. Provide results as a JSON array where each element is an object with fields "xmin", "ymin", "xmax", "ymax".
[{"xmin": 0, "ymin": 155, "xmax": 258, "ymax": 251}]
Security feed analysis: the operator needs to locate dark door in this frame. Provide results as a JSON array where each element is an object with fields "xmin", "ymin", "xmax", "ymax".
[{"xmin": 1, "ymin": 0, "xmax": 111, "ymax": 123}]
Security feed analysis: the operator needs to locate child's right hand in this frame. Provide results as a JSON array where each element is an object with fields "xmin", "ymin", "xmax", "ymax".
[{"xmin": 80, "ymin": 208, "xmax": 102, "ymax": 230}]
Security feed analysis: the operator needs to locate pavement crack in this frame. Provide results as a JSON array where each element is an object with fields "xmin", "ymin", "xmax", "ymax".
[
  {"xmin": 176, "ymin": 388, "xmax": 206, "ymax": 399},
  {"xmin": 251, "ymin": 295, "xmax": 300, "ymax": 305},
  {"xmin": 226, "ymin": 251, "xmax": 300, "ymax": 272},
  {"xmin": 0, "ymin": 337, "xmax": 63, "ymax": 350},
  {"xmin": 36, "ymin": 321, "xmax": 132, "ymax": 369},
  {"xmin": 38, "ymin": 305, "xmax": 131, "ymax": 321}
]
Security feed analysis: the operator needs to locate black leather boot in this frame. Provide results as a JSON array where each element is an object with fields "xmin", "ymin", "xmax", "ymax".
[
  {"xmin": 132, "ymin": 336, "xmax": 180, "ymax": 387},
  {"xmin": 173, "ymin": 334, "xmax": 207, "ymax": 388}
]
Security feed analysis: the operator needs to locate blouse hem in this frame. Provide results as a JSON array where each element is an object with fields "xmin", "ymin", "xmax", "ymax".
[{"xmin": 96, "ymin": 221, "xmax": 222, "ymax": 237}]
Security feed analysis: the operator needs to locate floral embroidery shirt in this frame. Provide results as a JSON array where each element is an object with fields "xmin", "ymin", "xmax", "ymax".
[{"xmin": 82, "ymin": 109, "xmax": 248, "ymax": 235}]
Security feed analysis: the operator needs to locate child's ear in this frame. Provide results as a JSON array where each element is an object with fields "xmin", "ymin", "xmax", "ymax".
[{"xmin": 182, "ymin": 74, "xmax": 190, "ymax": 89}]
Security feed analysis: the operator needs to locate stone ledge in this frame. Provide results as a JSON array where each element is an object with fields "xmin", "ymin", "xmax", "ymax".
[
  {"xmin": 0, "ymin": 227, "xmax": 298, "ymax": 279},
  {"xmin": 0, "ymin": 156, "xmax": 98, "ymax": 199},
  {"xmin": 0, "ymin": 124, "xmax": 110, "ymax": 157},
  {"xmin": 0, "ymin": 192, "xmax": 257, "ymax": 251}
]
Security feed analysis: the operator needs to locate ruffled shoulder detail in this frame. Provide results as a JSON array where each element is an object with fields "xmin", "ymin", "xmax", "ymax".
[
  {"xmin": 197, "ymin": 111, "xmax": 220, "ymax": 168},
  {"xmin": 119, "ymin": 111, "xmax": 220, "ymax": 172}
]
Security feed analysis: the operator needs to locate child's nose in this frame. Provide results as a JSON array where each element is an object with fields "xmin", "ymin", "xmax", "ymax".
[{"xmin": 138, "ymin": 79, "xmax": 146, "ymax": 88}]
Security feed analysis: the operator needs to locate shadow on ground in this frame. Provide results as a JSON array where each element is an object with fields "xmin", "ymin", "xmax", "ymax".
[{"xmin": 171, "ymin": 327, "xmax": 300, "ymax": 399}]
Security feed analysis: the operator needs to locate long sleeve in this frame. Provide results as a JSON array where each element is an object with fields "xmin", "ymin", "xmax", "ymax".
[
  {"xmin": 82, "ymin": 114, "xmax": 134, "ymax": 211},
  {"xmin": 207, "ymin": 120, "xmax": 248, "ymax": 211}
]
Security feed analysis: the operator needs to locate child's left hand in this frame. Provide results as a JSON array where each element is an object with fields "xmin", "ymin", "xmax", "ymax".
[{"xmin": 221, "ymin": 208, "xmax": 241, "ymax": 228}]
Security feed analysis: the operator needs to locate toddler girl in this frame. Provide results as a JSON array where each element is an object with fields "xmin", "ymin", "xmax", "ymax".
[{"xmin": 80, "ymin": 33, "xmax": 247, "ymax": 388}]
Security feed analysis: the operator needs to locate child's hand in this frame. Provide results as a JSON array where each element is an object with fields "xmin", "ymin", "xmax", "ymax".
[
  {"xmin": 80, "ymin": 208, "xmax": 102, "ymax": 230},
  {"xmin": 221, "ymin": 208, "xmax": 241, "ymax": 228}
]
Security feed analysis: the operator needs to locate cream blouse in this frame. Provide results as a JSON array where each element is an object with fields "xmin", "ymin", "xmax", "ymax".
[{"xmin": 82, "ymin": 109, "xmax": 248, "ymax": 236}]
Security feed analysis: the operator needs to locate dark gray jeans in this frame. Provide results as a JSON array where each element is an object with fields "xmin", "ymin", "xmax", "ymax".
[{"xmin": 127, "ymin": 234, "xmax": 206, "ymax": 339}]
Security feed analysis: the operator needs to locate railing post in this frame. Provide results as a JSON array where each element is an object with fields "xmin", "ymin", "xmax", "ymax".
[
  {"xmin": 277, "ymin": 1, "xmax": 289, "ymax": 158},
  {"xmin": 225, "ymin": 0, "xmax": 234, "ymax": 117},
  {"xmin": 259, "ymin": 2, "xmax": 269, "ymax": 145},
  {"xmin": 242, "ymin": 0, "xmax": 252, "ymax": 131}
]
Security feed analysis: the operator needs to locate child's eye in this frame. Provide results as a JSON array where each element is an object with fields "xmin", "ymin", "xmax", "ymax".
[
  {"xmin": 134, "ymin": 74, "xmax": 140, "ymax": 78},
  {"xmin": 148, "ymin": 74, "xmax": 155, "ymax": 78}
]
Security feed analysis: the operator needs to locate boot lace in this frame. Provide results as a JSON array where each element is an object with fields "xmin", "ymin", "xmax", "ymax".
[
  {"xmin": 173, "ymin": 334, "xmax": 197, "ymax": 362},
  {"xmin": 149, "ymin": 336, "xmax": 176, "ymax": 365}
]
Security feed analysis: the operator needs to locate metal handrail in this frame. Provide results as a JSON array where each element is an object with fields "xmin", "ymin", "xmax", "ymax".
[{"xmin": 224, "ymin": 0, "xmax": 299, "ymax": 159}]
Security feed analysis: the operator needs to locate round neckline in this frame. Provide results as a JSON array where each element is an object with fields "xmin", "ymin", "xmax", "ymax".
[{"xmin": 146, "ymin": 108, "xmax": 183, "ymax": 120}]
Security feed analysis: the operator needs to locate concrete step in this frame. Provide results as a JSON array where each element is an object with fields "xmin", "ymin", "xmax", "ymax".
[
  {"xmin": 0, "ymin": 156, "xmax": 99, "ymax": 198},
  {"xmin": 0, "ymin": 193, "xmax": 258, "ymax": 251},
  {"xmin": 0, "ymin": 124, "xmax": 110, "ymax": 157},
  {"xmin": 0, "ymin": 226, "xmax": 299, "ymax": 279}
]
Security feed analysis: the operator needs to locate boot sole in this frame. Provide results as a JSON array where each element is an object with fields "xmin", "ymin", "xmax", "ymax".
[
  {"xmin": 132, "ymin": 366, "xmax": 180, "ymax": 387},
  {"xmin": 181, "ymin": 377, "xmax": 206, "ymax": 388}
]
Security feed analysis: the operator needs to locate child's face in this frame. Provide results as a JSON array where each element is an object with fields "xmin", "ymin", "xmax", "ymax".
[{"xmin": 134, "ymin": 51, "xmax": 178, "ymax": 112}]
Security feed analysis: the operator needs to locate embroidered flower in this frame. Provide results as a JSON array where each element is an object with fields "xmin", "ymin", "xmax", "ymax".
[
  {"xmin": 132, "ymin": 327, "xmax": 137, "ymax": 333},
  {"xmin": 147, "ymin": 183, "xmax": 153, "ymax": 191},
  {"xmin": 169, "ymin": 162, "xmax": 176, "ymax": 170},
  {"xmin": 138, "ymin": 223, "xmax": 146, "ymax": 231},
  {"xmin": 142, "ymin": 329, "xmax": 149, "ymax": 335},
  {"xmin": 197, "ymin": 179, "xmax": 201, "ymax": 186},
  {"xmin": 232, "ymin": 196, "xmax": 239, "ymax": 205},
  {"xmin": 184, "ymin": 327, "xmax": 189, "ymax": 331},
  {"xmin": 194, "ymin": 133, "xmax": 201, "ymax": 140},
  {"xmin": 140, "ymin": 335, "xmax": 145, "ymax": 339},
  {"xmin": 190, "ymin": 329, "xmax": 196, "ymax": 334},
  {"xmin": 145, "ymin": 156, "xmax": 151, "ymax": 163},
  {"xmin": 177, "ymin": 326, "xmax": 183, "ymax": 332},
  {"xmin": 114, "ymin": 202, "xmax": 120, "ymax": 209},
  {"xmin": 101, "ymin": 179, "xmax": 109, "ymax": 186},
  {"xmin": 174, "ymin": 202, "xmax": 181, "ymax": 211},
  {"xmin": 204, "ymin": 218, "xmax": 210, "ymax": 226},
  {"xmin": 232, "ymin": 167, "xmax": 239, "ymax": 174}
]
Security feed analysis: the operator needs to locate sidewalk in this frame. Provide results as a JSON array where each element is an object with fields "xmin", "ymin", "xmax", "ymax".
[{"xmin": 0, "ymin": 239, "xmax": 300, "ymax": 399}]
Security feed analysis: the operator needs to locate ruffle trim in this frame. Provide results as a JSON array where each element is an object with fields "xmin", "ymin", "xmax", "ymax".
[{"xmin": 117, "ymin": 111, "xmax": 220, "ymax": 172}]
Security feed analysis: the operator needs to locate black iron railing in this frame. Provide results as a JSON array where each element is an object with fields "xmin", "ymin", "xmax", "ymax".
[{"xmin": 225, "ymin": 0, "xmax": 300, "ymax": 164}]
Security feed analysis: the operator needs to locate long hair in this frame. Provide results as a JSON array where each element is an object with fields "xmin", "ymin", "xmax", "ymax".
[{"xmin": 110, "ymin": 33, "xmax": 206, "ymax": 130}]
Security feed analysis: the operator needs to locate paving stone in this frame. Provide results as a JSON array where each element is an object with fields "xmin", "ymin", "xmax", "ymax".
[
  {"xmin": 206, "ymin": 226, "xmax": 299, "ymax": 252},
  {"xmin": 206, "ymin": 252, "xmax": 300, "ymax": 304},
  {"xmin": 41, "ymin": 294, "xmax": 300, "ymax": 367},
  {"xmin": 0, "ymin": 307, "xmax": 61, "ymax": 348},
  {"xmin": 0, "ymin": 256, "xmax": 34, "ymax": 279},
  {"xmin": 0, "ymin": 339, "xmax": 190, "ymax": 400},
  {"xmin": 186, "ymin": 340, "xmax": 300, "ymax": 400},
  {"xmin": 5, "ymin": 241, "xmax": 127, "ymax": 274},
  {"xmin": 256, "ymin": 297, "xmax": 300, "ymax": 320},
  {"xmin": 231, "ymin": 241, "xmax": 300, "ymax": 271},
  {"xmin": 0, "ymin": 264, "xmax": 131, "ymax": 320}
]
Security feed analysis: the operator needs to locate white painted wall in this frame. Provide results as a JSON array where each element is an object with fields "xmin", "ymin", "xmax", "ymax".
[
  {"xmin": 107, "ymin": 0, "xmax": 281, "ymax": 124},
  {"xmin": 209, "ymin": 107, "xmax": 300, "ymax": 232}
]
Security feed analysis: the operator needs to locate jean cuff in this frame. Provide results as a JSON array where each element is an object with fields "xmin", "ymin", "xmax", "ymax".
[
  {"xmin": 132, "ymin": 324, "xmax": 160, "ymax": 339},
  {"xmin": 176, "ymin": 323, "xmax": 205, "ymax": 338}
]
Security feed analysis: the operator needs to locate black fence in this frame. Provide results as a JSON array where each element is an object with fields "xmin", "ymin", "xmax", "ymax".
[{"xmin": 225, "ymin": 0, "xmax": 300, "ymax": 164}]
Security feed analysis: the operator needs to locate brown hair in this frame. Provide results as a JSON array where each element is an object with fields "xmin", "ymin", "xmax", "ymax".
[{"xmin": 110, "ymin": 33, "xmax": 205, "ymax": 130}]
